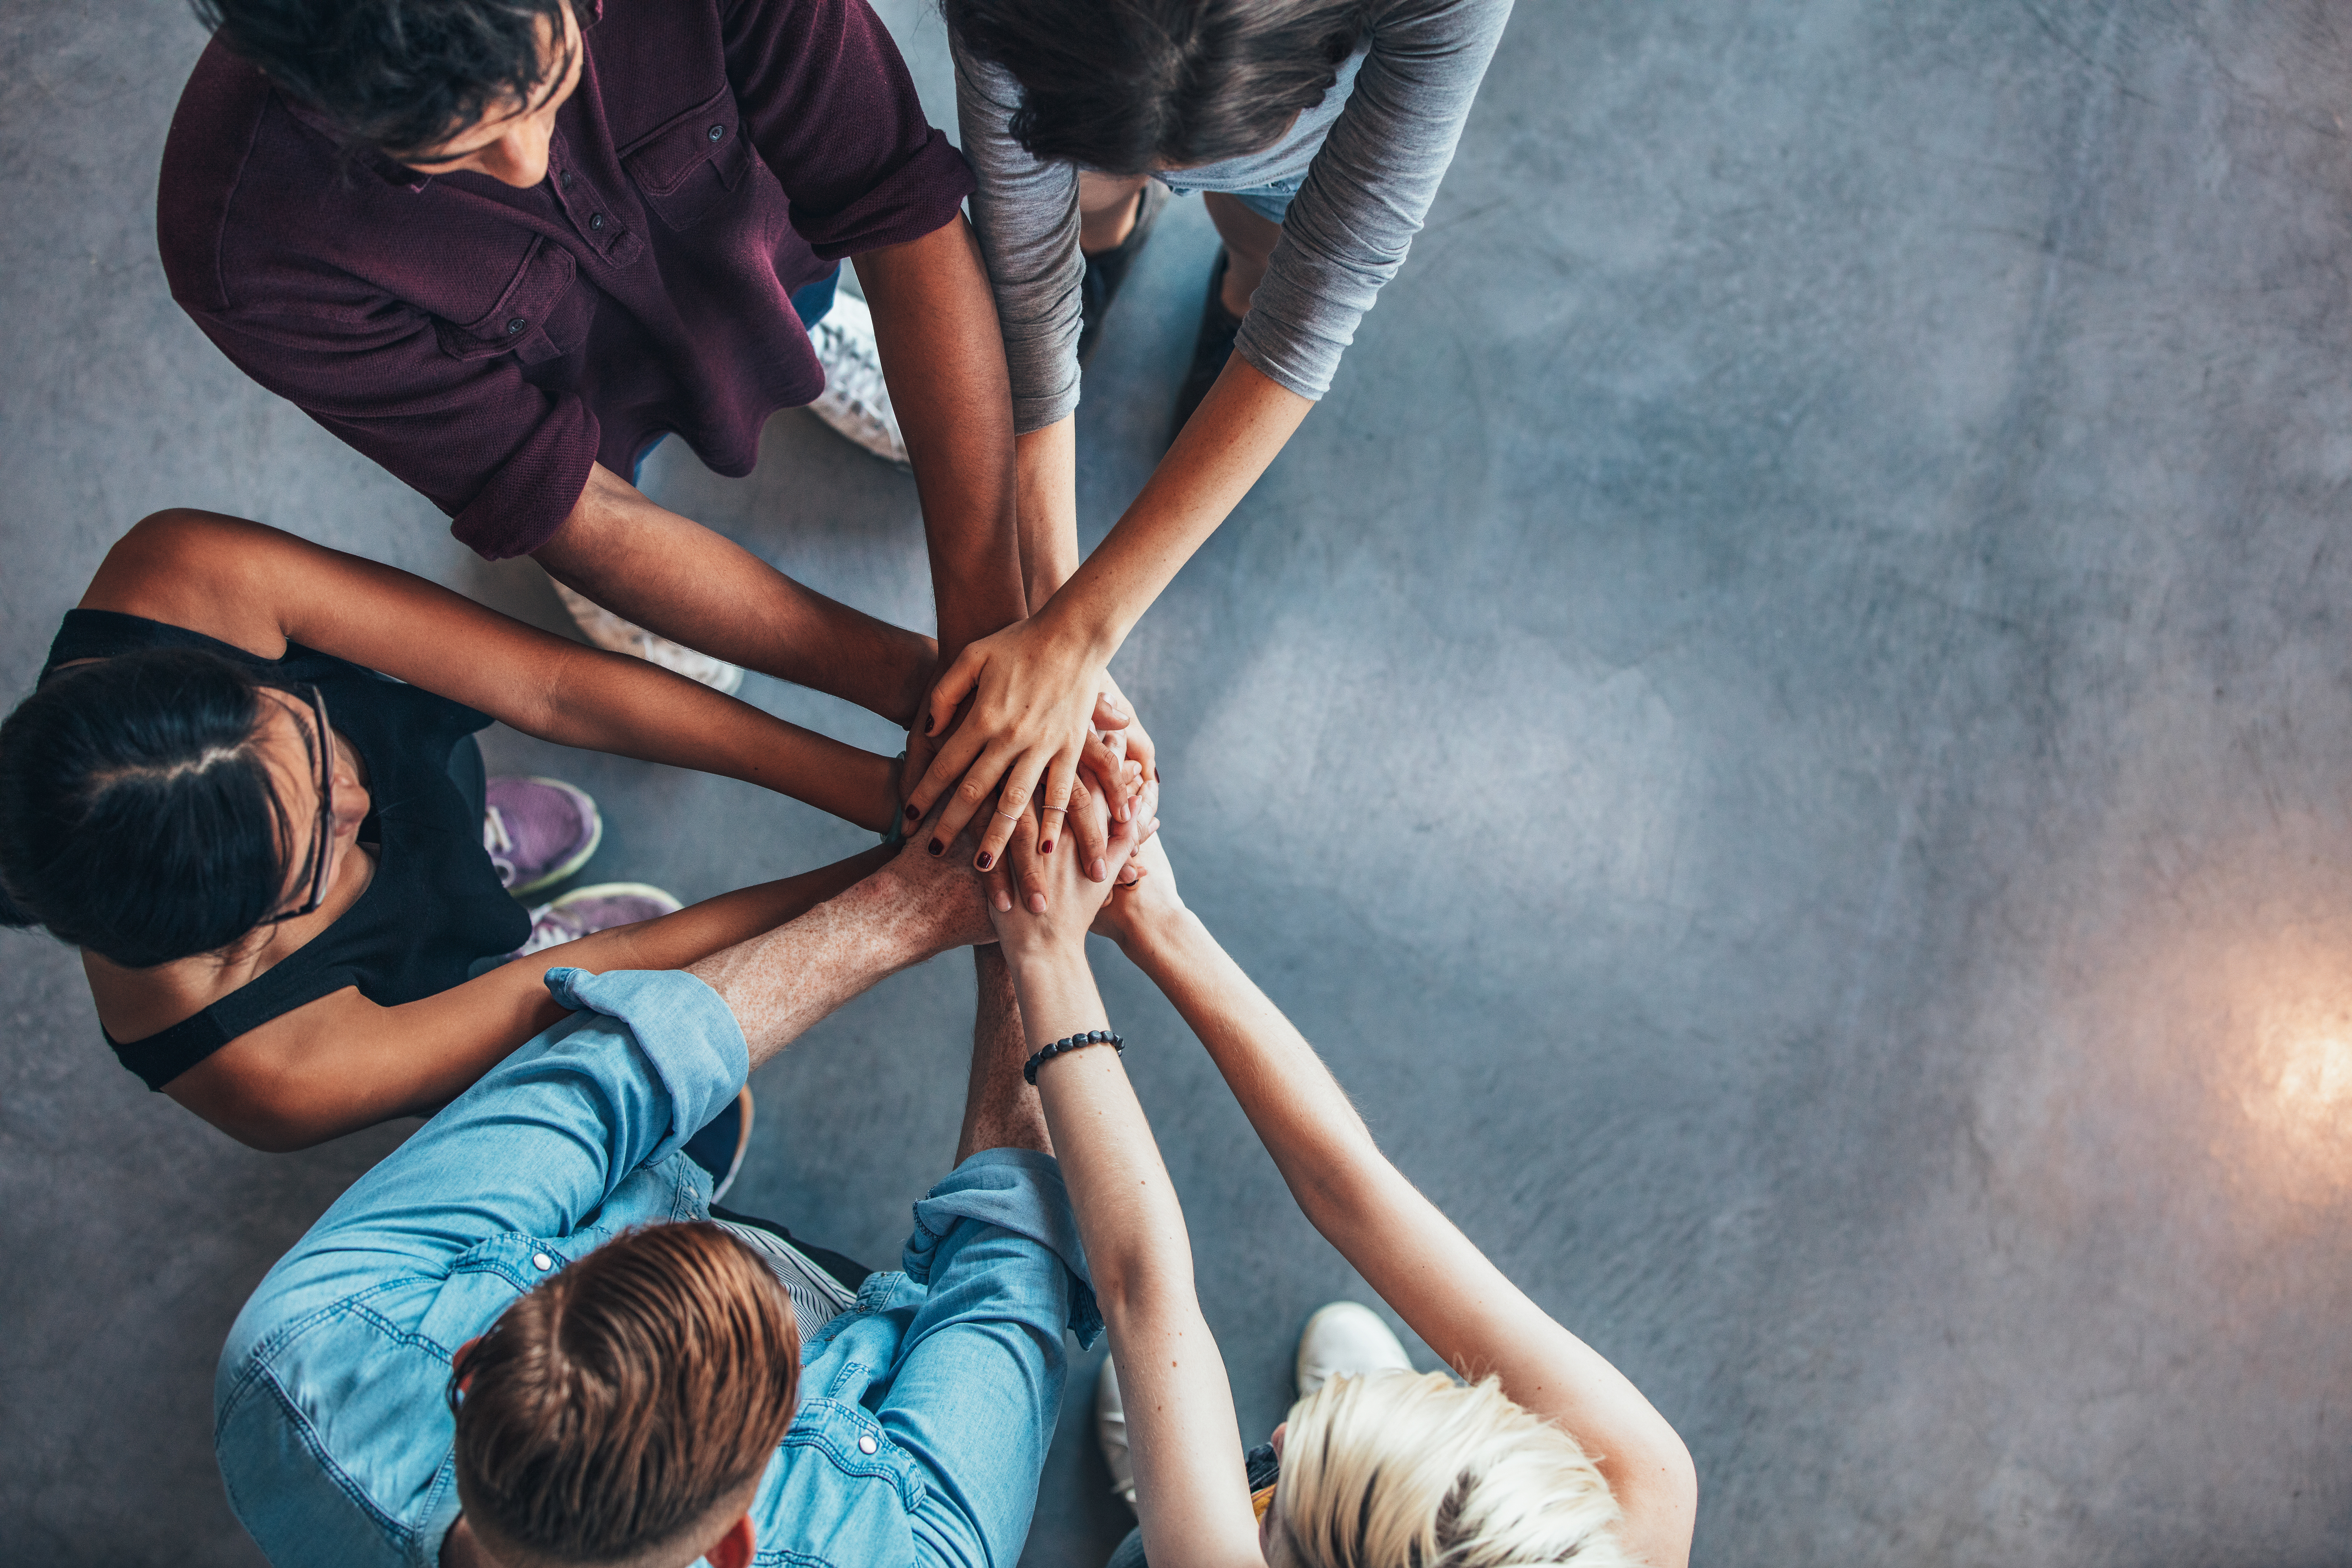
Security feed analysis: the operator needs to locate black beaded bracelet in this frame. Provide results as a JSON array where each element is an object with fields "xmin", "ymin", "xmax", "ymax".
[{"xmin": 1024, "ymin": 1029, "xmax": 1124, "ymax": 1085}]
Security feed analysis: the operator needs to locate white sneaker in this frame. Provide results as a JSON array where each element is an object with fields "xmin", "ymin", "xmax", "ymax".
[
  {"xmin": 1095, "ymin": 1357, "xmax": 1138, "ymax": 1512},
  {"xmin": 1295, "ymin": 1302, "xmax": 1412, "ymax": 1399},
  {"xmin": 806, "ymin": 292, "xmax": 911, "ymax": 468},
  {"xmin": 552, "ymin": 581, "xmax": 747, "ymax": 695}
]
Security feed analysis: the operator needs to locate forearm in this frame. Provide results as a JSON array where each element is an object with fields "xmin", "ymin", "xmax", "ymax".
[
  {"xmin": 1119, "ymin": 909, "xmax": 1696, "ymax": 1559},
  {"xmin": 542, "ymin": 465, "xmax": 934, "ymax": 722},
  {"xmin": 1034, "ymin": 358, "xmax": 1309, "ymax": 663},
  {"xmin": 1013, "ymin": 942, "xmax": 1260, "ymax": 1567},
  {"xmin": 536, "ymin": 643, "xmax": 898, "ymax": 830},
  {"xmin": 688, "ymin": 856, "xmax": 980, "ymax": 1068},
  {"xmin": 169, "ymin": 850, "xmax": 898, "ymax": 1149},
  {"xmin": 1014, "ymin": 419, "xmax": 1082, "ymax": 610},
  {"xmin": 856, "ymin": 219, "xmax": 1028, "ymax": 662}
]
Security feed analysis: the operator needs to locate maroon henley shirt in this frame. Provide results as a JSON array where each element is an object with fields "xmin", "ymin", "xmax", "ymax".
[{"xmin": 158, "ymin": 0, "xmax": 973, "ymax": 559}]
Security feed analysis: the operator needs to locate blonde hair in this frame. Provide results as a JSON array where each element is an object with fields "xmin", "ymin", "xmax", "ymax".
[{"xmin": 1270, "ymin": 1370, "xmax": 1637, "ymax": 1568}]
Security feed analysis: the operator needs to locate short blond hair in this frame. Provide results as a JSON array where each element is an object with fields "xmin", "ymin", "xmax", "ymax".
[{"xmin": 1271, "ymin": 1370, "xmax": 1637, "ymax": 1568}]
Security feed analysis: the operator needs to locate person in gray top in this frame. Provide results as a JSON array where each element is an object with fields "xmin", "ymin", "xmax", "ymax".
[{"xmin": 900, "ymin": 0, "xmax": 1513, "ymax": 880}]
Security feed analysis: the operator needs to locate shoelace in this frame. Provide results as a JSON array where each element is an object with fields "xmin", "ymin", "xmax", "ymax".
[{"xmin": 483, "ymin": 805, "xmax": 513, "ymax": 856}]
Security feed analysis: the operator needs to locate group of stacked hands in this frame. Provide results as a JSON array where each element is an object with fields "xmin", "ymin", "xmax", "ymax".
[{"xmin": 0, "ymin": 1, "xmax": 1710, "ymax": 1565}]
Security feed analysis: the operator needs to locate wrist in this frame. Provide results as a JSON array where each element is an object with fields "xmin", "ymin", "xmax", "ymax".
[
  {"xmin": 1032, "ymin": 590, "xmax": 1118, "ymax": 670},
  {"xmin": 1118, "ymin": 904, "xmax": 1201, "ymax": 972}
]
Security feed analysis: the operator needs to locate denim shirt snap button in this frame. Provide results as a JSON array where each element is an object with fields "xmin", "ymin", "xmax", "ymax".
[
  {"xmin": 857, "ymin": 1435, "xmax": 877, "ymax": 1455},
  {"xmin": 532, "ymin": 1252, "xmax": 553, "ymax": 1271}
]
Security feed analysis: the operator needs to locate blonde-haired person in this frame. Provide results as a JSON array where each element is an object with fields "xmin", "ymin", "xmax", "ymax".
[{"xmin": 986, "ymin": 833, "xmax": 1697, "ymax": 1568}]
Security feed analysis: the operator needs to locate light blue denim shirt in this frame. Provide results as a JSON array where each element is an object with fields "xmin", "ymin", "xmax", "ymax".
[{"xmin": 215, "ymin": 967, "xmax": 1100, "ymax": 1568}]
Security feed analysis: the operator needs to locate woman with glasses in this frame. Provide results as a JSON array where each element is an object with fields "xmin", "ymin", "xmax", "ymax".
[{"xmin": 0, "ymin": 509, "xmax": 1138, "ymax": 1154}]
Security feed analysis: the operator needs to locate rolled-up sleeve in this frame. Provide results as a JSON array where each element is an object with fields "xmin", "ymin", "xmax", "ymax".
[
  {"xmin": 167, "ymin": 288, "xmax": 598, "ymax": 560},
  {"xmin": 1238, "ymin": 0, "xmax": 1514, "ymax": 401},
  {"xmin": 953, "ymin": 41, "xmax": 1085, "ymax": 434},
  {"xmin": 725, "ymin": 0, "xmax": 974, "ymax": 259}
]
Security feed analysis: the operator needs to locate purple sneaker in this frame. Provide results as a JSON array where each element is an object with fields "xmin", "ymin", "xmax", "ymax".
[
  {"xmin": 484, "ymin": 776, "xmax": 602, "ymax": 895},
  {"xmin": 511, "ymin": 883, "xmax": 683, "ymax": 957}
]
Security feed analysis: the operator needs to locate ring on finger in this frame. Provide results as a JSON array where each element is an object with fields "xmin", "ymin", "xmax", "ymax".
[{"xmin": 992, "ymin": 805, "xmax": 1027, "ymax": 823}]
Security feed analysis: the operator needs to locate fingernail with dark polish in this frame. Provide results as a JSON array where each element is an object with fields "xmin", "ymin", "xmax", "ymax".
[
  {"xmin": 904, "ymin": 802, "xmax": 920, "ymax": 821},
  {"xmin": 927, "ymin": 840, "xmax": 944, "ymax": 857},
  {"xmin": 1040, "ymin": 839, "xmax": 1054, "ymax": 854},
  {"xmin": 975, "ymin": 852, "xmax": 994, "ymax": 871}
]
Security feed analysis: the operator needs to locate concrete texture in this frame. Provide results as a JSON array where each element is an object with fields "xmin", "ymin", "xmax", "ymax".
[{"xmin": 4, "ymin": 1, "xmax": 2350, "ymax": 1562}]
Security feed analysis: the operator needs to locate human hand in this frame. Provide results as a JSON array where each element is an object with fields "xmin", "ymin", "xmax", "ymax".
[
  {"xmin": 1088, "ymin": 830, "xmax": 1183, "ymax": 950},
  {"xmin": 1092, "ymin": 673, "xmax": 1156, "ymax": 803},
  {"xmin": 987, "ymin": 781, "xmax": 1158, "ymax": 960},
  {"xmin": 876, "ymin": 803, "xmax": 994, "ymax": 951},
  {"xmin": 903, "ymin": 614, "xmax": 1114, "ymax": 870}
]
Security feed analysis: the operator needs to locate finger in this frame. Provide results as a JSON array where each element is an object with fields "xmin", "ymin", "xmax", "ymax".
[
  {"xmin": 898, "ymin": 725, "xmax": 938, "ymax": 823},
  {"xmin": 1092, "ymin": 690, "xmax": 1131, "ymax": 732},
  {"xmin": 924, "ymin": 642, "xmax": 987, "ymax": 740},
  {"xmin": 1036, "ymin": 745, "xmax": 1083, "ymax": 856},
  {"xmin": 926, "ymin": 740, "xmax": 1017, "ymax": 856},
  {"xmin": 1015, "ymin": 813, "xmax": 1053, "ymax": 915},
  {"xmin": 1036, "ymin": 772, "xmax": 1077, "ymax": 867},
  {"xmin": 1005, "ymin": 794, "xmax": 1044, "ymax": 910},
  {"xmin": 1080, "ymin": 732, "xmax": 1131, "ymax": 823},
  {"xmin": 1123, "ymin": 714, "xmax": 1158, "ymax": 783},
  {"xmin": 970, "ymin": 754, "xmax": 1045, "ymax": 871},
  {"xmin": 1066, "ymin": 775, "xmax": 1110, "ymax": 880},
  {"xmin": 907, "ymin": 720, "xmax": 993, "ymax": 834},
  {"xmin": 984, "ymin": 815, "xmax": 1025, "ymax": 913}
]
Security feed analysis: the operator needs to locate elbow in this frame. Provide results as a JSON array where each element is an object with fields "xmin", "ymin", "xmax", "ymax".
[
  {"xmin": 166, "ymin": 1067, "xmax": 352, "ymax": 1154},
  {"xmin": 209, "ymin": 1096, "xmax": 344, "ymax": 1154}
]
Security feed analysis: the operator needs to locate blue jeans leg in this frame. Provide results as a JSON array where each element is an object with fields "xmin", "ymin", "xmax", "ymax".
[{"xmin": 792, "ymin": 265, "xmax": 841, "ymax": 329}]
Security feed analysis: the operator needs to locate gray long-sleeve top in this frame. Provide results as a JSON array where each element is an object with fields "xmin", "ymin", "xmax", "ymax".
[{"xmin": 954, "ymin": 0, "xmax": 1514, "ymax": 434}]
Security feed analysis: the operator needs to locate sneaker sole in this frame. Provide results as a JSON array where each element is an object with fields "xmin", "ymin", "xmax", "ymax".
[
  {"xmin": 544, "ymin": 882, "xmax": 686, "ymax": 920},
  {"xmin": 503, "ymin": 778, "xmax": 606, "ymax": 898}
]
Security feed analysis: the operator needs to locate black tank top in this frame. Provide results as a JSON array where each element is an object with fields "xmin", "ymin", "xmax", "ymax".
[{"xmin": 41, "ymin": 610, "xmax": 532, "ymax": 1090}]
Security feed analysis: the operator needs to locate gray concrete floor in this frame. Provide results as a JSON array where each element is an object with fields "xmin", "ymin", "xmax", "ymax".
[{"xmin": 4, "ymin": 1, "xmax": 2351, "ymax": 1562}]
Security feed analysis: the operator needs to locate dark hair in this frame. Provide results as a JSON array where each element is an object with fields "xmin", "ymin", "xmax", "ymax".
[
  {"xmin": 189, "ymin": 0, "xmax": 575, "ymax": 155},
  {"xmin": 944, "ymin": 0, "xmax": 1370, "ymax": 176},
  {"xmin": 450, "ymin": 1224, "xmax": 802, "ymax": 1563},
  {"xmin": 0, "ymin": 650, "xmax": 298, "ymax": 968}
]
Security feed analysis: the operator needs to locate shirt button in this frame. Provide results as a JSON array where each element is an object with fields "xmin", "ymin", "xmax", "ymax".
[
  {"xmin": 708, "ymin": 123, "xmax": 725, "ymax": 141},
  {"xmin": 532, "ymin": 1252, "xmax": 553, "ymax": 1271},
  {"xmin": 857, "ymin": 1435, "xmax": 878, "ymax": 1455},
  {"xmin": 559, "ymin": 170, "xmax": 574, "ymax": 189},
  {"xmin": 505, "ymin": 317, "xmax": 528, "ymax": 335},
  {"xmin": 590, "ymin": 212, "xmax": 605, "ymax": 231}
]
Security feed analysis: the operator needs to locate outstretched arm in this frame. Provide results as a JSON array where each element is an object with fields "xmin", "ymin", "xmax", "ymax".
[
  {"xmin": 985, "ymin": 789, "xmax": 1265, "ymax": 1568},
  {"xmin": 85, "ymin": 509, "xmax": 902, "ymax": 831},
  {"xmin": 1096, "ymin": 842, "xmax": 1698, "ymax": 1568},
  {"xmin": 165, "ymin": 847, "xmax": 895, "ymax": 1150},
  {"xmin": 903, "ymin": 364, "xmax": 1301, "ymax": 863}
]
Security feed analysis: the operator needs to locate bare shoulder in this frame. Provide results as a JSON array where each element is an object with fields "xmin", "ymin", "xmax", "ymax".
[{"xmin": 77, "ymin": 509, "xmax": 297, "ymax": 658}]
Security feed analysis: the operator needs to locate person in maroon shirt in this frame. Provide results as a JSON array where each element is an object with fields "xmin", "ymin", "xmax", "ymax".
[{"xmin": 158, "ymin": 0, "xmax": 1134, "ymax": 877}]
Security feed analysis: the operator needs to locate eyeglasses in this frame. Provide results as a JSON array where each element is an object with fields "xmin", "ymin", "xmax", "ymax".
[{"xmin": 260, "ymin": 685, "xmax": 335, "ymax": 925}]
